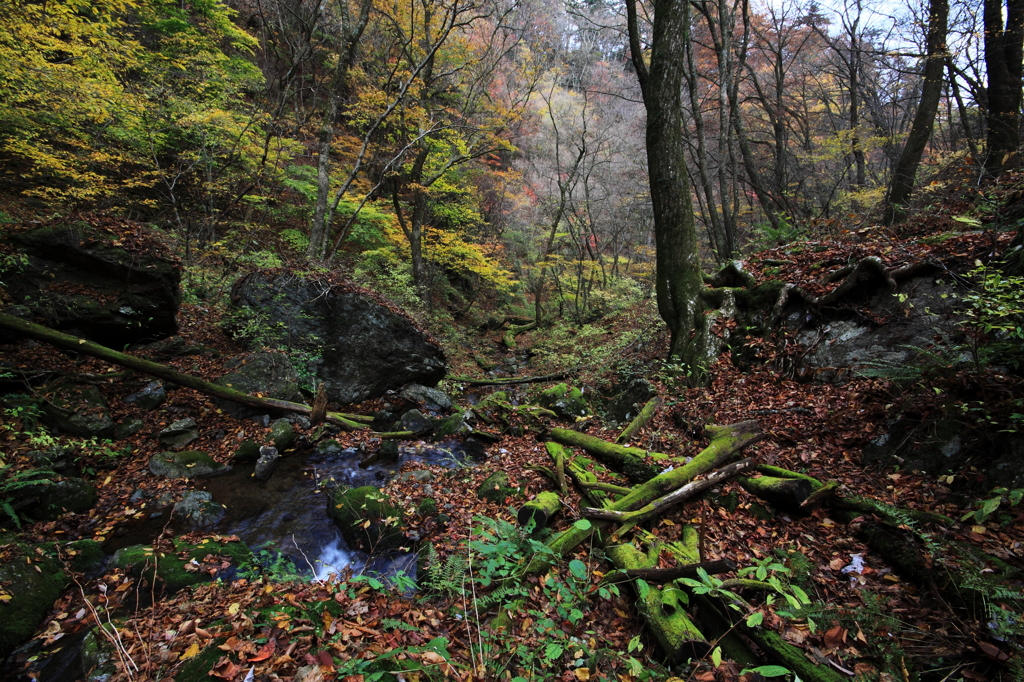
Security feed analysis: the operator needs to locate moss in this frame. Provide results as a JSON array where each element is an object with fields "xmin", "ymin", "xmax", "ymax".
[
  {"xmin": 0, "ymin": 546, "xmax": 67, "ymax": 657},
  {"xmin": 747, "ymin": 628, "xmax": 845, "ymax": 682},
  {"xmin": 172, "ymin": 638, "xmax": 226, "ymax": 682},
  {"xmin": 417, "ymin": 497, "xmax": 438, "ymax": 517},
  {"xmin": 734, "ymin": 280, "xmax": 787, "ymax": 311},
  {"xmin": 112, "ymin": 539, "xmax": 251, "ymax": 594},
  {"xmin": 37, "ymin": 539, "xmax": 105, "ymax": 573},
  {"xmin": 476, "ymin": 471, "xmax": 517, "ymax": 504}
]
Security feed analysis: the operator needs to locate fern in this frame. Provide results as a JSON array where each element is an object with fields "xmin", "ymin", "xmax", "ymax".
[
  {"xmin": 475, "ymin": 583, "xmax": 525, "ymax": 612},
  {"xmin": 381, "ymin": 618, "xmax": 420, "ymax": 632},
  {"xmin": 421, "ymin": 548, "xmax": 468, "ymax": 597}
]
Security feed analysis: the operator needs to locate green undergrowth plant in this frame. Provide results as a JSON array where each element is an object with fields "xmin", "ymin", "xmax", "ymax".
[
  {"xmin": 960, "ymin": 487, "xmax": 1024, "ymax": 525},
  {"xmin": 454, "ymin": 515, "xmax": 659, "ymax": 681},
  {"xmin": 236, "ymin": 548, "xmax": 304, "ymax": 583}
]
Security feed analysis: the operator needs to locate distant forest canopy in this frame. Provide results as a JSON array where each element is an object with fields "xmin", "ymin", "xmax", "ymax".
[{"xmin": 0, "ymin": 0, "xmax": 1013, "ymax": 301}]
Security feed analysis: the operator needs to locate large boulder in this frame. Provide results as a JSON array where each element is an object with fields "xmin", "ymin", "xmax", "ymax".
[
  {"xmin": 3, "ymin": 220, "xmax": 181, "ymax": 346},
  {"xmin": 229, "ymin": 272, "xmax": 446, "ymax": 404}
]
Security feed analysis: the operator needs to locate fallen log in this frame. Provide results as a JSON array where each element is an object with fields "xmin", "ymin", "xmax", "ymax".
[
  {"xmin": 517, "ymin": 491, "xmax": 561, "ymax": 530},
  {"xmin": 549, "ymin": 428, "xmax": 663, "ymax": 483},
  {"xmin": 527, "ymin": 422, "xmax": 763, "ymax": 574},
  {"xmin": 616, "ymin": 396, "xmax": 663, "ymax": 444},
  {"xmin": 583, "ymin": 459, "xmax": 754, "ymax": 536},
  {"xmin": 736, "ymin": 474, "xmax": 814, "ymax": 512},
  {"xmin": 544, "ymin": 442, "xmax": 570, "ymax": 495},
  {"xmin": 603, "ymin": 558, "xmax": 736, "ymax": 583},
  {"xmin": 0, "ymin": 313, "xmax": 366, "ymax": 430},
  {"xmin": 446, "ymin": 369, "xmax": 575, "ymax": 386},
  {"xmin": 605, "ymin": 543, "xmax": 710, "ymax": 663}
]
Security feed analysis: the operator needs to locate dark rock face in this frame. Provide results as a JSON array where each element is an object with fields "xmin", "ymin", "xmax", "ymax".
[
  {"xmin": 605, "ymin": 378, "xmax": 655, "ymax": 423},
  {"xmin": 5, "ymin": 221, "xmax": 181, "ymax": 346},
  {"xmin": 41, "ymin": 383, "xmax": 115, "ymax": 438},
  {"xmin": 229, "ymin": 272, "xmax": 446, "ymax": 404}
]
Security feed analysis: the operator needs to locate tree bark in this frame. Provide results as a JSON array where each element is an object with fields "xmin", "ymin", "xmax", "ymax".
[
  {"xmin": 627, "ymin": 0, "xmax": 711, "ymax": 374},
  {"xmin": 883, "ymin": 0, "xmax": 949, "ymax": 224},
  {"xmin": 0, "ymin": 314, "xmax": 365, "ymax": 430},
  {"xmin": 984, "ymin": 0, "xmax": 1024, "ymax": 176}
]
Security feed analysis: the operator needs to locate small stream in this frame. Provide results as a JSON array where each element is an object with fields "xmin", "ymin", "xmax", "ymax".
[{"xmin": 109, "ymin": 440, "xmax": 473, "ymax": 581}]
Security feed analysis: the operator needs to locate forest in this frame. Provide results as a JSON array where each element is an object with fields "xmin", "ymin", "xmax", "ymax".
[{"xmin": 0, "ymin": 0, "xmax": 1023, "ymax": 681}]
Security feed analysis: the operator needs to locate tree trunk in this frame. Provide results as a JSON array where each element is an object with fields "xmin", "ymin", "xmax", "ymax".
[
  {"xmin": 628, "ymin": 0, "xmax": 711, "ymax": 374},
  {"xmin": 883, "ymin": 0, "xmax": 949, "ymax": 224},
  {"xmin": 984, "ymin": 0, "xmax": 1024, "ymax": 176}
]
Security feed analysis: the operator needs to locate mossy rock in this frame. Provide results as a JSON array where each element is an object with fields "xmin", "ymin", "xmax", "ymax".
[
  {"xmin": 417, "ymin": 497, "xmax": 438, "ymax": 517},
  {"xmin": 476, "ymin": 471, "xmax": 518, "ymax": 504},
  {"xmin": 434, "ymin": 412, "xmax": 469, "ymax": 438},
  {"xmin": 538, "ymin": 383, "xmax": 588, "ymax": 419},
  {"xmin": 37, "ymin": 539, "xmax": 105, "ymax": 574},
  {"xmin": 33, "ymin": 478, "xmax": 98, "ymax": 520},
  {"xmin": 148, "ymin": 450, "xmax": 230, "ymax": 479},
  {"xmin": 327, "ymin": 486, "xmax": 406, "ymax": 553},
  {"xmin": 111, "ymin": 538, "xmax": 251, "ymax": 594},
  {"xmin": 233, "ymin": 439, "xmax": 261, "ymax": 462},
  {"xmin": 269, "ymin": 418, "xmax": 296, "ymax": 451},
  {"xmin": 0, "ymin": 545, "xmax": 67, "ymax": 657}
]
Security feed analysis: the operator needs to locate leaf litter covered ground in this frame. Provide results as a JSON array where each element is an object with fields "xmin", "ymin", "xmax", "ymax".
[{"xmin": 3, "ymin": 180, "xmax": 1024, "ymax": 682}]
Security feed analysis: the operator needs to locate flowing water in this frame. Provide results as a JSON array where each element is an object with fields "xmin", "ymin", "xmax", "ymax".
[{"xmin": 109, "ymin": 440, "xmax": 472, "ymax": 581}]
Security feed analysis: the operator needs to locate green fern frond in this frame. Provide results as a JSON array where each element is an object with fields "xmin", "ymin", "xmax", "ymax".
[{"xmin": 381, "ymin": 618, "xmax": 420, "ymax": 631}]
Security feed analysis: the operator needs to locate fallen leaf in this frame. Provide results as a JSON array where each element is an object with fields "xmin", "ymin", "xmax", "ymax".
[
  {"xmin": 179, "ymin": 641, "xmax": 200, "ymax": 661},
  {"xmin": 574, "ymin": 668, "xmax": 591, "ymax": 681}
]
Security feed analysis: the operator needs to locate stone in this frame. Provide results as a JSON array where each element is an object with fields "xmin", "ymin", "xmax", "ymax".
[
  {"xmin": 0, "ymin": 544, "xmax": 67, "ymax": 656},
  {"xmin": 539, "ymin": 383, "xmax": 588, "ymax": 420},
  {"xmin": 111, "ymin": 538, "xmax": 250, "ymax": 594},
  {"xmin": 400, "ymin": 409, "xmax": 434, "ymax": 435},
  {"xmin": 399, "ymin": 384, "xmax": 453, "ymax": 412},
  {"xmin": 114, "ymin": 418, "xmax": 145, "ymax": 439},
  {"xmin": 792, "ymin": 276, "xmax": 968, "ymax": 382},
  {"xmin": 40, "ymin": 383, "xmax": 114, "ymax": 438},
  {"xmin": 148, "ymin": 450, "xmax": 229, "ymax": 479},
  {"xmin": 327, "ymin": 486, "xmax": 406, "ymax": 552},
  {"xmin": 434, "ymin": 412, "xmax": 470, "ymax": 438},
  {"xmin": 123, "ymin": 381, "xmax": 167, "ymax": 410},
  {"xmin": 605, "ymin": 378, "xmax": 655, "ymax": 423},
  {"xmin": 213, "ymin": 352, "xmax": 301, "ymax": 418},
  {"xmin": 229, "ymin": 272, "xmax": 446, "ymax": 404},
  {"xmin": 32, "ymin": 478, "xmax": 97, "ymax": 520},
  {"xmin": 158, "ymin": 418, "xmax": 199, "ymax": 449},
  {"xmin": 400, "ymin": 470, "xmax": 434, "ymax": 483},
  {"xmin": 477, "ymin": 471, "xmax": 517, "ymax": 504},
  {"xmin": 315, "ymin": 439, "xmax": 346, "ymax": 456},
  {"xmin": 4, "ymin": 220, "xmax": 181, "ymax": 346},
  {"xmin": 28, "ymin": 446, "xmax": 76, "ymax": 473},
  {"xmin": 173, "ymin": 491, "xmax": 225, "ymax": 530},
  {"xmin": 233, "ymin": 439, "xmax": 262, "ymax": 462},
  {"xmin": 255, "ymin": 445, "xmax": 280, "ymax": 480},
  {"xmin": 269, "ymin": 418, "xmax": 296, "ymax": 451}
]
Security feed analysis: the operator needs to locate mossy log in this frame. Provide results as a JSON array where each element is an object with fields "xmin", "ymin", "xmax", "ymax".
[
  {"xmin": 698, "ymin": 597, "xmax": 846, "ymax": 682},
  {"xmin": 603, "ymin": 558, "xmax": 735, "ymax": 584},
  {"xmin": 527, "ymin": 422, "xmax": 762, "ymax": 574},
  {"xmin": 0, "ymin": 313, "xmax": 367, "ymax": 430},
  {"xmin": 583, "ymin": 459, "xmax": 754, "ymax": 535},
  {"xmin": 616, "ymin": 396, "xmax": 664, "ymax": 444},
  {"xmin": 752, "ymin": 464, "xmax": 955, "ymax": 526},
  {"xmin": 544, "ymin": 442, "xmax": 570, "ymax": 495},
  {"xmin": 605, "ymin": 543, "xmax": 710, "ymax": 663},
  {"xmin": 562, "ymin": 456, "xmax": 615, "ymax": 509},
  {"xmin": 445, "ymin": 370, "xmax": 575, "ymax": 386},
  {"xmin": 549, "ymin": 428, "xmax": 662, "ymax": 482},
  {"xmin": 736, "ymin": 475, "xmax": 814, "ymax": 512},
  {"xmin": 517, "ymin": 491, "xmax": 561, "ymax": 530}
]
